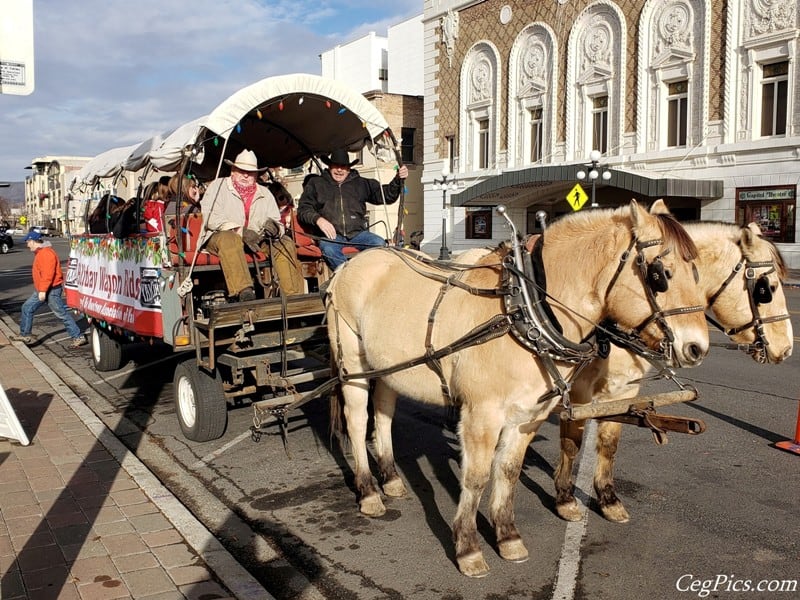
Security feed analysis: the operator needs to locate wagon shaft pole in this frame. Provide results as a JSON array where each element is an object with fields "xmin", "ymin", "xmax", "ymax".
[{"xmin": 561, "ymin": 389, "xmax": 697, "ymax": 421}]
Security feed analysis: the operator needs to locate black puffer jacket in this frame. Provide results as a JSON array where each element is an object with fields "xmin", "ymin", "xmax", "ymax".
[{"xmin": 297, "ymin": 169, "xmax": 402, "ymax": 239}]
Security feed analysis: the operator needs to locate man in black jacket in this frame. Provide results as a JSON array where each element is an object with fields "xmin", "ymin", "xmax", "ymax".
[{"xmin": 297, "ymin": 148, "xmax": 408, "ymax": 270}]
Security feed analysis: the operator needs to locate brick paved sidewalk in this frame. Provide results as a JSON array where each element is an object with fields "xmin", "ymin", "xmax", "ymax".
[{"xmin": 0, "ymin": 331, "xmax": 252, "ymax": 599}]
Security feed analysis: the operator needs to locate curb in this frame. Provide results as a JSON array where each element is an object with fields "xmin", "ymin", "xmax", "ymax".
[{"xmin": 0, "ymin": 312, "xmax": 272, "ymax": 600}]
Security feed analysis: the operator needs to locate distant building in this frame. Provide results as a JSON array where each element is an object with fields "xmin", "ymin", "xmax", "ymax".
[
  {"xmin": 25, "ymin": 156, "xmax": 90, "ymax": 234},
  {"xmin": 422, "ymin": 0, "xmax": 800, "ymax": 266},
  {"xmin": 314, "ymin": 15, "xmax": 424, "ymax": 242}
]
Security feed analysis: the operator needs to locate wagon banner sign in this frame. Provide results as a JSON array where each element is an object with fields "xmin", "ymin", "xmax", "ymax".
[{"xmin": 65, "ymin": 236, "xmax": 164, "ymax": 337}]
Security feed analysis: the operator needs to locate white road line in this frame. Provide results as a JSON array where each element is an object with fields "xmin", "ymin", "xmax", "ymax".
[
  {"xmin": 551, "ymin": 419, "xmax": 597, "ymax": 600},
  {"xmin": 192, "ymin": 431, "xmax": 252, "ymax": 470}
]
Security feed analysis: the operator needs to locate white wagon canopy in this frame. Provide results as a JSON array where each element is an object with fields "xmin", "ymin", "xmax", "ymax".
[{"xmin": 185, "ymin": 73, "xmax": 395, "ymax": 179}]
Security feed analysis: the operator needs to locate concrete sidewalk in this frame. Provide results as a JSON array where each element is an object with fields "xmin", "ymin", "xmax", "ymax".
[{"xmin": 0, "ymin": 325, "xmax": 271, "ymax": 599}]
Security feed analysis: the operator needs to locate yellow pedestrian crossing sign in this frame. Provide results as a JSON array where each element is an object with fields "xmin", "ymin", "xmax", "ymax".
[{"xmin": 567, "ymin": 183, "xmax": 588, "ymax": 211}]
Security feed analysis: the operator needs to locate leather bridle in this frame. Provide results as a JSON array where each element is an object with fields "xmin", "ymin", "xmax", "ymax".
[{"xmin": 706, "ymin": 256, "xmax": 790, "ymax": 363}]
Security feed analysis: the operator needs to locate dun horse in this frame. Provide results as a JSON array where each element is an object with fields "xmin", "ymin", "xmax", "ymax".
[
  {"xmin": 554, "ymin": 221, "xmax": 793, "ymax": 524},
  {"xmin": 325, "ymin": 200, "xmax": 710, "ymax": 577}
]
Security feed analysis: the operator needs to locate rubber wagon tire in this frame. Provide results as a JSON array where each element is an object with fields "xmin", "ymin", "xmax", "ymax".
[
  {"xmin": 91, "ymin": 324, "xmax": 123, "ymax": 372},
  {"xmin": 173, "ymin": 360, "xmax": 227, "ymax": 442}
]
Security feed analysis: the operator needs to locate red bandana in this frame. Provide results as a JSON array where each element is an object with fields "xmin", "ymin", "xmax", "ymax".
[{"xmin": 232, "ymin": 179, "xmax": 257, "ymax": 227}]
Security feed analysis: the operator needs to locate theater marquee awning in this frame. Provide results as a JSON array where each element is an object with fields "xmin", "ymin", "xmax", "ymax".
[{"xmin": 451, "ymin": 165, "xmax": 724, "ymax": 209}]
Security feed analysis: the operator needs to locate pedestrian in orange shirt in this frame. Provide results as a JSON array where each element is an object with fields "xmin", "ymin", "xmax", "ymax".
[{"xmin": 11, "ymin": 230, "xmax": 86, "ymax": 348}]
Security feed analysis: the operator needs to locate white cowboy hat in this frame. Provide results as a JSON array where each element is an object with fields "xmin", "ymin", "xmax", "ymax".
[{"xmin": 224, "ymin": 149, "xmax": 267, "ymax": 172}]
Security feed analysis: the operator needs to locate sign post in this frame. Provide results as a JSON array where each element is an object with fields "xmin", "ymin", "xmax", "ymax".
[{"xmin": 0, "ymin": 0, "xmax": 35, "ymax": 96}]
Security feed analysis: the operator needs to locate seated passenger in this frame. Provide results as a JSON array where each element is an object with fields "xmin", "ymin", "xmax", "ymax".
[
  {"xmin": 142, "ymin": 176, "xmax": 173, "ymax": 233},
  {"xmin": 199, "ymin": 149, "xmax": 304, "ymax": 301},
  {"xmin": 297, "ymin": 148, "xmax": 408, "ymax": 270},
  {"xmin": 168, "ymin": 173, "xmax": 202, "ymax": 210}
]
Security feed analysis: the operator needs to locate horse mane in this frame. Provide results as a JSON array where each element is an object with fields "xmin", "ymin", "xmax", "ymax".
[{"xmin": 652, "ymin": 212, "xmax": 698, "ymax": 261}]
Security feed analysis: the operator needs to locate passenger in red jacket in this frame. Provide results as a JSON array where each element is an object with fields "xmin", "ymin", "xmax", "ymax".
[{"xmin": 11, "ymin": 230, "xmax": 86, "ymax": 348}]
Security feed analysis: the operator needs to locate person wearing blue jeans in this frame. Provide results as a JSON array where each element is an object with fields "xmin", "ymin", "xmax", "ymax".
[
  {"xmin": 297, "ymin": 148, "xmax": 408, "ymax": 272},
  {"xmin": 12, "ymin": 230, "xmax": 86, "ymax": 348},
  {"xmin": 317, "ymin": 230, "xmax": 388, "ymax": 271}
]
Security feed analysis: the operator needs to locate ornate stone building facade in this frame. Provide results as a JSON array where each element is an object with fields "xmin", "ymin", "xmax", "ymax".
[{"xmin": 422, "ymin": 0, "xmax": 800, "ymax": 266}]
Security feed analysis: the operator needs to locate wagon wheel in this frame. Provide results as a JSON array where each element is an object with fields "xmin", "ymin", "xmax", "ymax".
[
  {"xmin": 91, "ymin": 324, "xmax": 124, "ymax": 372},
  {"xmin": 173, "ymin": 359, "xmax": 227, "ymax": 442}
]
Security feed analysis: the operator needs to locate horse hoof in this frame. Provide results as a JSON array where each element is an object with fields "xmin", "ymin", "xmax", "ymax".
[
  {"xmin": 457, "ymin": 552, "xmax": 490, "ymax": 578},
  {"xmin": 556, "ymin": 500, "xmax": 583, "ymax": 522},
  {"xmin": 383, "ymin": 477, "xmax": 407, "ymax": 498},
  {"xmin": 359, "ymin": 495, "xmax": 386, "ymax": 517},
  {"xmin": 601, "ymin": 501, "xmax": 630, "ymax": 523},
  {"xmin": 498, "ymin": 538, "xmax": 529, "ymax": 563}
]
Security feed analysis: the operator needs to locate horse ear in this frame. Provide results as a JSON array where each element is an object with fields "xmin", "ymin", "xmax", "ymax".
[
  {"xmin": 629, "ymin": 198, "xmax": 646, "ymax": 230},
  {"xmin": 744, "ymin": 222, "xmax": 762, "ymax": 240},
  {"xmin": 649, "ymin": 199, "xmax": 671, "ymax": 216}
]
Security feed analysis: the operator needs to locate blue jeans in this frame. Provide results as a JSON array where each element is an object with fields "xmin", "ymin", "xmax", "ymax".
[
  {"xmin": 20, "ymin": 286, "xmax": 82, "ymax": 339},
  {"xmin": 318, "ymin": 231, "xmax": 386, "ymax": 270}
]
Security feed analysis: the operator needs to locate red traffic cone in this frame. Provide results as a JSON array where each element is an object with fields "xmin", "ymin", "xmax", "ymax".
[{"xmin": 775, "ymin": 400, "xmax": 800, "ymax": 455}]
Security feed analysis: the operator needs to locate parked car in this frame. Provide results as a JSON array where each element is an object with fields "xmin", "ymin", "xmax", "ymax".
[
  {"xmin": 0, "ymin": 230, "xmax": 13, "ymax": 254},
  {"xmin": 31, "ymin": 226, "xmax": 51, "ymax": 236},
  {"xmin": 4, "ymin": 227, "xmax": 24, "ymax": 235}
]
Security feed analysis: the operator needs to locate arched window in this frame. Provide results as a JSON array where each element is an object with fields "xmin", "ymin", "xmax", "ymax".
[
  {"xmin": 637, "ymin": 0, "xmax": 709, "ymax": 152},
  {"xmin": 459, "ymin": 42, "xmax": 501, "ymax": 173},
  {"xmin": 565, "ymin": 2, "xmax": 626, "ymax": 160},
  {"xmin": 508, "ymin": 24, "xmax": 558, "ymax": 167}
]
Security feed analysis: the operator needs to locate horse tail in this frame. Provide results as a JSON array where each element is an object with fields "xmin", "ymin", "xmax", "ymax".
[{"xmin": 328, "ymin": 349, "xmax": 349, "ymax": 449}]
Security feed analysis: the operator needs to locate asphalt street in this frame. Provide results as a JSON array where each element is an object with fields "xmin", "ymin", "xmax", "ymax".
[{"xmin": 1, "ymin": 234, "xmax": 798, "ymax": 600}]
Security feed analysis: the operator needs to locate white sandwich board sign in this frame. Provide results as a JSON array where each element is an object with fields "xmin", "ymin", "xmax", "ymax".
[
  {"xmin": 0, "ymin": 0, "xmax": 34, "ymax": 96},
  {"xmin": 0, "ymin": 381, "xmax": 30, "ymax": 446}
]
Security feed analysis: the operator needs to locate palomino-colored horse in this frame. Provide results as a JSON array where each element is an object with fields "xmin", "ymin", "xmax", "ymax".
[
  {"xmin": 554, "ymin": 221, "xmax": 793, "ymax": 523},
  {"xmin": 324, "ymin": 200, "xmax": 710, "ymax": 577}
]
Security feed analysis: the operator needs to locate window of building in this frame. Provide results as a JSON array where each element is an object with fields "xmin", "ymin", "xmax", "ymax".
[
  {"xmin": 446, "ymin": 135, "xmax": 456, "ymax": 173},
  {"xmin": 378, "ymin": 68, "xmax": 388, "ymax": 81},
  {"xmin": 760, "ymin": 61, "xmax": 788, "ymax": 137},
  {"xmin": 736, "ymin": 185, "xmax": 796, "ymax": 243},
  {"xmin": 465, "ymin": 208, "xmax": 492, "ymax": 239},
  {"xmin": 478, "ymin": 118, "xmax": 490, "ymax": 169},
  {"xmin": 529, "ymin": 108, "xmax": 543, "ymax": 163},
  {"xmin": 592, "ymin": 96, "xmax": 608, "ymax": 155},
  {"xmin": 401, "ymin": 127, "xmax": 415, "ymax": 164},
  {"xmin": 667, "ymin": 80, "xmax": 688, "ymax": 147}
]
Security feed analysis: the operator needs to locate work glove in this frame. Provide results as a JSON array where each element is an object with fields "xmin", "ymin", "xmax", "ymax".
[
  {"xmin": 261, "ymin": 218, "xmax": 281, "ymax": 240},
  {"xmin": 242, "ymin": 228, "xmax": 262, "ymax": 253}
]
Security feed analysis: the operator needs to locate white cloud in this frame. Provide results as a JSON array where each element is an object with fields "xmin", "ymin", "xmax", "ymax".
[{"xmin": 0, "ymin": 0, "xmax": 420, "ymax": 181}]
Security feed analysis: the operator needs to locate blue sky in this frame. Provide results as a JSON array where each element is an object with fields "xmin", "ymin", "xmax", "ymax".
[{"xmin": 0, "ymin": 0, "xmax": 421, "ymax": 182}]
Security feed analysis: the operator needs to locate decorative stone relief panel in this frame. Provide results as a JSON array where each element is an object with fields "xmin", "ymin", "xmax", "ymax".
[
  {"xmin": 441, "ymin": 9, "xmax": 460, "ymax": 68},
  {"xmin": 745, "ymin": 0, "xmax": 796, "ymax": 39},
  {"xmin": 653, "ymin": 1, "xmax": 693, "ymax": 58},
  {"xmin": 470, "ymin": 55, "xmax": 493, "ymax": 104}
]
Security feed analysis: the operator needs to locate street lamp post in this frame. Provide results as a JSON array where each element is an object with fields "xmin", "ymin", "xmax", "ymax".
[
  {"xmin": 576, "ymin": 149, "xmax": 612, "ymax": 209},
  {"xmin": 433, "ymin": 165, "xmax": 457, "ymax": 260}
]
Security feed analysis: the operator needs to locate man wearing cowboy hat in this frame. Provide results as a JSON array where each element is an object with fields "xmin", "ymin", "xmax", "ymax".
[
  {"xmin": 200, "ymin": 149, "xmax": 304, "ymax": 301},
  {"xmin": 297, "ymin": 148, "xmax": 408, "ymax": 270}
]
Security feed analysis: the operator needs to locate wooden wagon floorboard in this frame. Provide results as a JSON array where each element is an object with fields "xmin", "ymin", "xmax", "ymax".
[{"xmin": 193, "ymin": 294, "xmax": 326, "ymax": 330}]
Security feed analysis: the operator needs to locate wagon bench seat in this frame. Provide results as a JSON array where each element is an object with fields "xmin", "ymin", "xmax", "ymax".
[{"xmin": 167, "ymin": 213, "xmax": 268, "ymax": 267}]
